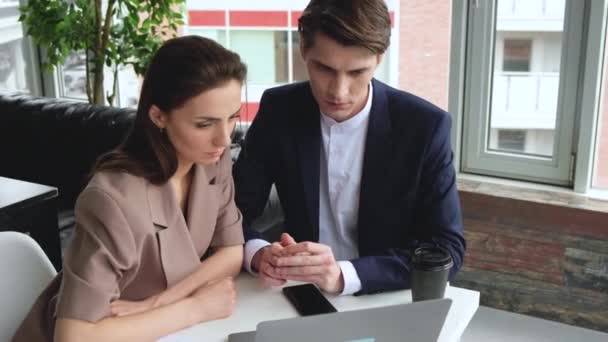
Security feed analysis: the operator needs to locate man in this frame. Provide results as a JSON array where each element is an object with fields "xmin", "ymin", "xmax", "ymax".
[{"xmin": 233, "ymin": 0, "xmax": 465, "ymax": 296}]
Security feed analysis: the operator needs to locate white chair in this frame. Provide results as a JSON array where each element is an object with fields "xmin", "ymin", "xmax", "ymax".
[{"xmin": 0, "ymin": 231, "xmax": 57, "ymax": 342}]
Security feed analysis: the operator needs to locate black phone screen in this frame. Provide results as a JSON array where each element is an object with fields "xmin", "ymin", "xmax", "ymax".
[{"xmin": 282, "ymin": 284, "xmax": 338, "ymax": 316}]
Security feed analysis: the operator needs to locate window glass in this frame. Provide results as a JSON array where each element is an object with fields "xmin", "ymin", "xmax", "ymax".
[
  {"xmin": 292, "ymin": 32, "xmax": 308, "ymax": 82},
  {"xmin": 231, "ymin": 30, "xmax": 288, "ymax": 84},
  {"xmin": 374, "ymin": 53, "xmax": 390, "ymax": 84},
  {"xmin": 497, "ymin": 129, "xmax": 526, "ymax": 151},
  {"xmin": 488, "ymin": 0, "xmax": 565, "ymax": 156},
  {"xmin": 0, "ymin": 1, "xmax": 37, "ymax": 93},
  {"xmin": 190, "ymin": 28, "xmax": 227, "ymax": 47},
  {"xmin": 0, "ymin": 38, "xmax": 36, "ymax": 93},
  {"xmin": 118, "ymin": 66, "xmax": 140, "ymax": 108},
  {"xmin": 503, "ymin": 39, "xmax": 531, "ymax": 72},
  {"xmin": 61, "ymin": 51, "xmax": 87, "ymax": 100}
]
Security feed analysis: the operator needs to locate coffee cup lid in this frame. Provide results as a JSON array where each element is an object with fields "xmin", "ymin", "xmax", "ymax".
[{"xmin": 412, "ymin": 246, "xmax": 453, "ymax": 271}]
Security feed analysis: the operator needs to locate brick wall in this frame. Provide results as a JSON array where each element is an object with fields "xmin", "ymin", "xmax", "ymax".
[
  {"xmin": 454, "ymin": 190, "xmax": 608, "ymax": 332},
  {"xmin": 398, "ymin": 0, "xmax": 451, "ymax": 110}
]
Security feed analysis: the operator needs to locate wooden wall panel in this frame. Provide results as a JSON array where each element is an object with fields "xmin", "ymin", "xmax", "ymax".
[{"xmin": 454, "ymin": 191, "xmax": 608, "ymax": 332}]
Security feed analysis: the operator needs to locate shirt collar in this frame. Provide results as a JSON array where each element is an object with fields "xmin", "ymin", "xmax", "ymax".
[{"xmin": 320, "ymin": 82, "xmax": 373, "ymax": 131}]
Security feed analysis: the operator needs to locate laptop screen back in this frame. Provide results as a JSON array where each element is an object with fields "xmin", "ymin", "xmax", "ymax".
[{"xmin": 254, "ymin": 298, "xmax": 452, "ymax": 342}]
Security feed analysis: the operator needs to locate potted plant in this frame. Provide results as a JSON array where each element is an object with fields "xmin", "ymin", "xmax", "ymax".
[{"xmin": 19, "ymin": 0, "xmax": 186, "ymax": 106}]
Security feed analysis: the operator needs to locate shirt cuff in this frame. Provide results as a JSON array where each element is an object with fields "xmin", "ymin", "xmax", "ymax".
[
  {"xmin": 244, "ymin": 239, "xmax": 271, "ymax": 274},
  {"xmin": 337, "ymin": 261, "xmax": 362, "ymax": 296}
]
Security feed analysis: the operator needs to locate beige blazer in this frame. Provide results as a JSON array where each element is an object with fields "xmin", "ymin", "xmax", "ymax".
[{"xmin": 12, "ymin": 151, "xmax": 244, "ymax": 342}]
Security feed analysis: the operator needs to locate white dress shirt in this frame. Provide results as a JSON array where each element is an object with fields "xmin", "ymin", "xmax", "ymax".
[{"xmin": 244, "ymin": 83, "xmax": 373, "ymax": 295}]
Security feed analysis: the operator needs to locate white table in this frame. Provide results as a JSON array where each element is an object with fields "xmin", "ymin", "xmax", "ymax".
[{"xmin": 160, "ymin": 274, "xmax": 479, "ymax": 342}]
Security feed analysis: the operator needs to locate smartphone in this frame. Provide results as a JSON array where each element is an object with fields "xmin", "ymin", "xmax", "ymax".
[{"xmin": 282, "ymin": 284, "xmax": 338, "ymax": 316}]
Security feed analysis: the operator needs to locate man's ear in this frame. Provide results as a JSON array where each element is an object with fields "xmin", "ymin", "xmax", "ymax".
[
  {"xmin": 148, "ymin": 105, "xmax": 167, "ymax": 129},
  {"xmin": 376, "ymin": 53, "xmax": 384, "ymax": 68}
]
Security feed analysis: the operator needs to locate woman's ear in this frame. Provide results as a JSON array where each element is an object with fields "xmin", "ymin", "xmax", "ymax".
[{"xmin": 148, "ymin": 105, "xmax": 167, "ymax": 129}]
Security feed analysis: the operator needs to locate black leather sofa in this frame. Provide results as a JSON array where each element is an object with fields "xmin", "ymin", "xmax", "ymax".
[
  {"xmin": 0, "ymin": 93, "xmax": 136, "ymax": 217},
  {"xmin": 0, "ymin": 92, "xmax": 283, "ymax": 260}
]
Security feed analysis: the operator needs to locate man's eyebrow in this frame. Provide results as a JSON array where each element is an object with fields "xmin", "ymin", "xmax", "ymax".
[
  {"xmin": 349, "ymin": 67, "xmax": 370, "ymax": 73},
  {"xmin": 313, "ymin": 60, "xmax": 370, "ymax": 73},
  {"xmin": 313, "ymin": 60, "xmax": 336, "ymax": 71}
]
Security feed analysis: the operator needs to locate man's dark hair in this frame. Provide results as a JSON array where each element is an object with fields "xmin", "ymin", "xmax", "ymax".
[{"xmin": 298, "ymin": 0, "xmax": 391, "ymax": 54}]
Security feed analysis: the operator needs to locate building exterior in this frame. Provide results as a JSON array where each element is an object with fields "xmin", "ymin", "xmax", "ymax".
[
  {"xmin": 183, "ymin": 0, "xmax": 607, "ymax": 188},
  {"xmin": 185, "ymin": 0, "xmax": 400, "ymax": 121},
  {"xmin": 489, "ymin": 0, "xmax": 565, "ymax": 157}
]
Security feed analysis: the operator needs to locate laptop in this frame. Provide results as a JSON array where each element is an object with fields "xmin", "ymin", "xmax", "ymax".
[{"xmin": 228, "ymin": 298, "xmax": 452, "ymax": 342}]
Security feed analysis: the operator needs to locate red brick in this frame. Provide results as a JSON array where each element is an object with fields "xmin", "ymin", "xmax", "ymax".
[{"xmin": 398, "ymin": 0, "xmax": 451, "ymax": 110}]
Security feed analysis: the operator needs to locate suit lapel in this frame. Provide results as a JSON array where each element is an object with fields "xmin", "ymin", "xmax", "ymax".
[
  {"xmin": 357, "ymin": 80, "xmax": 392, "ymax": 247},
  {"xmin": 147, "ymin": 181, "xmax": 174, "ymax": 231},
  {"xmin": 186, "ymin": 163, "xmax": 219, "ymax": 256},
  {"xmin": 296, "ymin": 84, "xmax": 321, "ymax": 241},
  {"xmin": 147, "ymin": 177, "xmax": 200, "ymax": 287}
]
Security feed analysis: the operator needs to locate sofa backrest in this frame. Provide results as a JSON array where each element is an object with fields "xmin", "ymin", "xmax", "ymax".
[{"xmin": 0, "ymin": 92, "xmax": 135, "ymax": 210}]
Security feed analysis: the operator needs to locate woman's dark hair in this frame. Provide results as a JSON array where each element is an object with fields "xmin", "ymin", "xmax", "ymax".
[
  {"xmin": 93, "ymin": 35, "xmax": 247, "ymax": 184},
  {"xmin": 298, "ymin": 0, "xmax": 391, "ymax": 54}
]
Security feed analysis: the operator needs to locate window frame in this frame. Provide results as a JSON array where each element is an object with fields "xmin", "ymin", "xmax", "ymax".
[
  {"xmin": 451, "ymin": 0, "xmax": 608, "ymax": 196},
  {"xmin": 573, "ymin": 0, "xmax": 608, "ymax": 193},
  {"xmin": 457, "ymin": 0, "xmax": 585, "ymax": 186}
]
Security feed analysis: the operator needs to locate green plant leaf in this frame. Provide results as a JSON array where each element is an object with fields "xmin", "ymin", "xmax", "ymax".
[{"xmin": 21, "ymin": 0, "xmax": 187, "ymax": 105}]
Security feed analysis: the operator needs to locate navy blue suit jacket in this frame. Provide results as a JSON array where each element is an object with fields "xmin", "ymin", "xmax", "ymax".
[{"xmin": 233, "ymin": 79, "xmax": 465, "ymax": 295}]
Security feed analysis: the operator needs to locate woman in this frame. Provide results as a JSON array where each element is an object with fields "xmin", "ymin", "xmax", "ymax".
[{"xmin": 13, "ymin": 35, "xmax": 247, "ymax": 342}]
